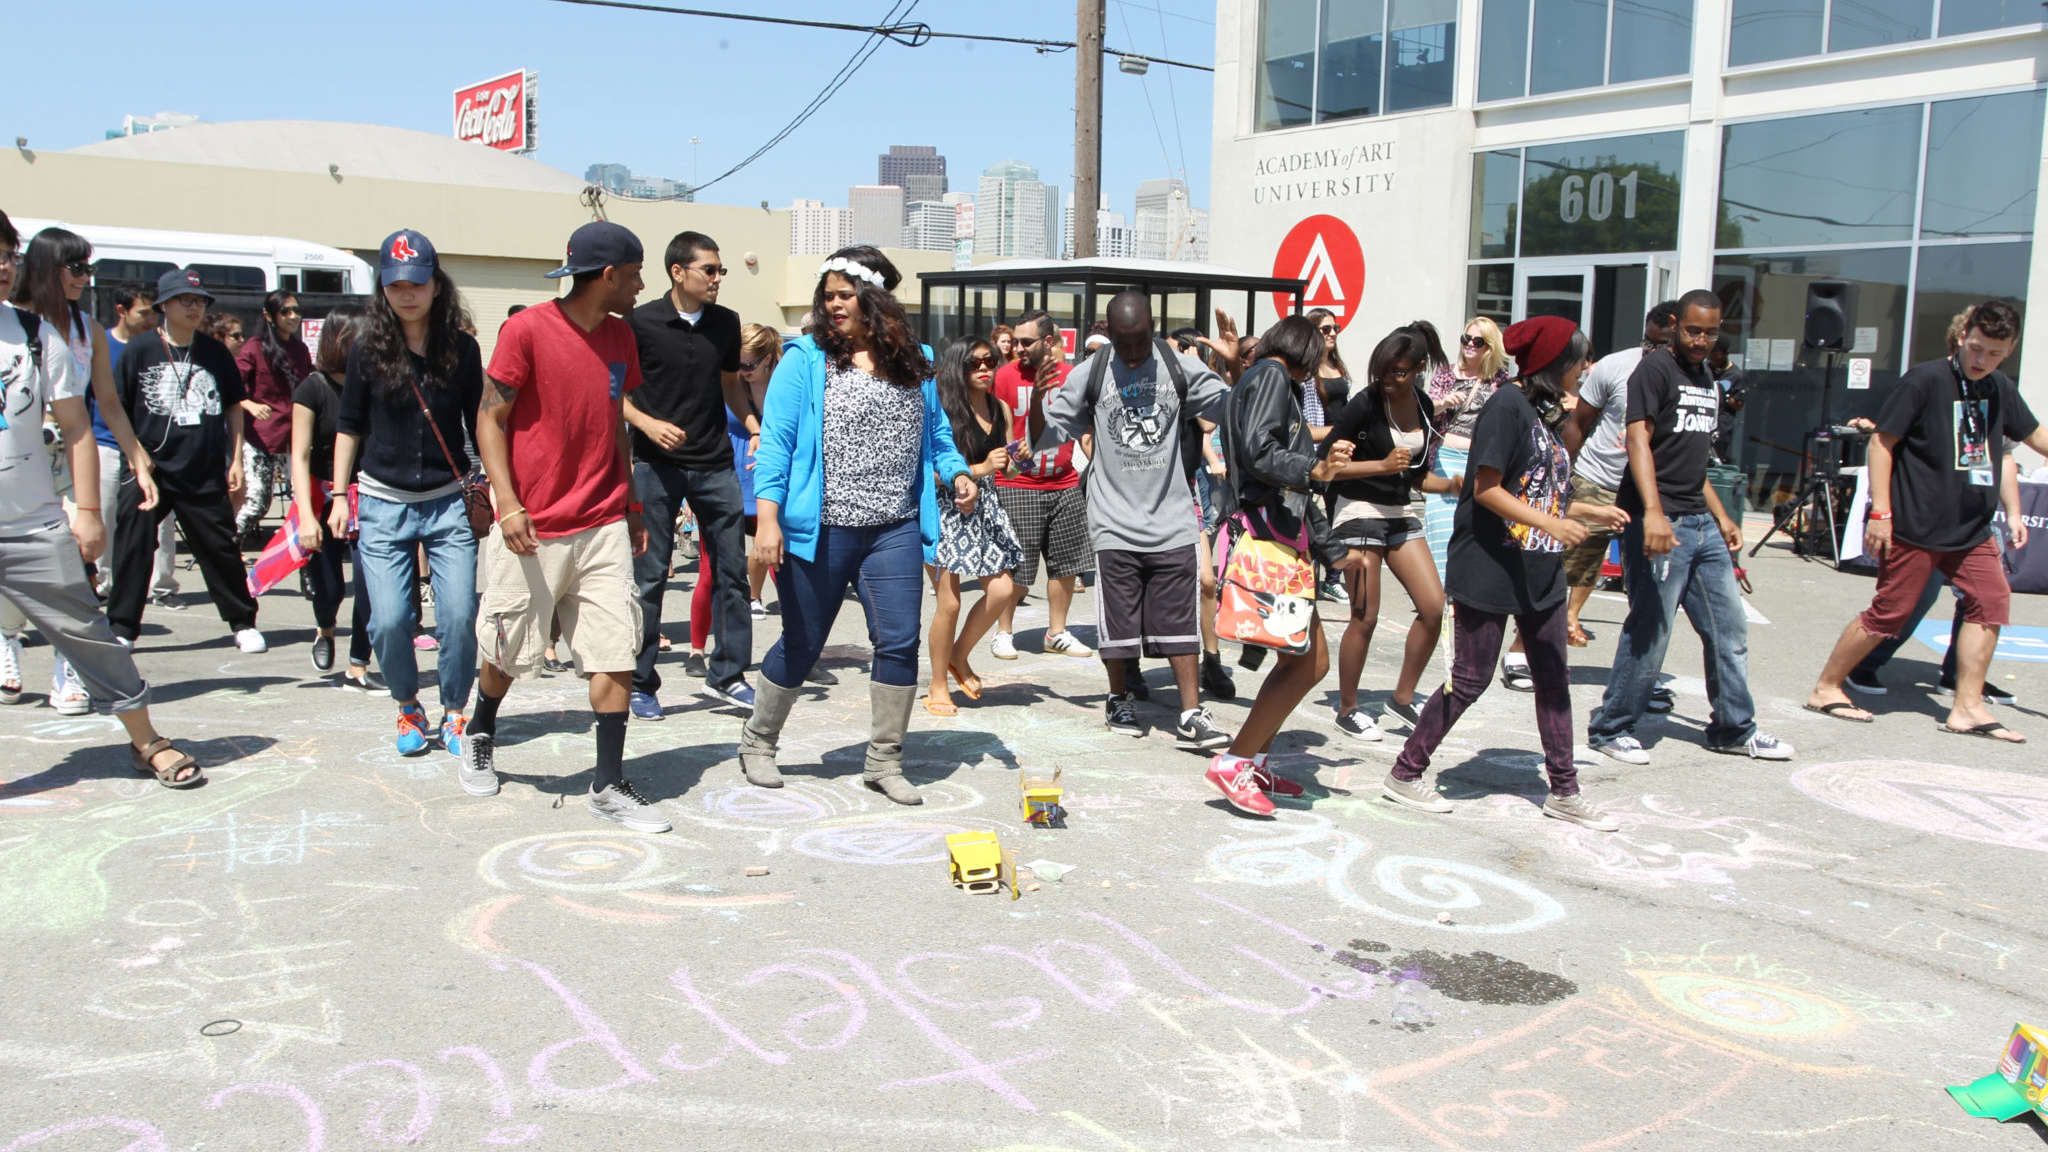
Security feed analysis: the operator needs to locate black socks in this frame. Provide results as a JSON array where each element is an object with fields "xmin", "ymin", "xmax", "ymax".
[
  {"xmin": 593, "ymin": 711, "xmax": 627, "ymax": 793},
  {"xmin": 470, "ymin": 688, "xmax": 504, "ymax": 738}
]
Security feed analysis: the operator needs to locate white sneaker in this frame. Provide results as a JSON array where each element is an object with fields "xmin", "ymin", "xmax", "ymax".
[
  {"xmin": 749, "ymin": 598, "xmax": 767, "ymax": 619},
  {"xmin": 1335, "ymin": 708, "xmax": 1383, "ymax": 742},
  {"xmin": 49, "ymin": 658, "xmax": 90, "ymax": 716},
  {"xmin": 1709, "ymin": 732, "xmax": 1794, "ymax": 761},
  {"xmin": 234, "ymin": 628, "xmax": 268, "ymax": 654},
  {"xmin": 0, "ymin": 634, "xmax": 23, "ymax": 705},
  {"xmin": 1591, "ymin": 735, "xmax": 1651, "ymax": 765},
  {"xmin": 990, "ymin": 630, "xmax": 1018, "ymax": 660},
  {"xmin": 1043, "ymin": 630, "xmax": 1094, "ymax": 658}
]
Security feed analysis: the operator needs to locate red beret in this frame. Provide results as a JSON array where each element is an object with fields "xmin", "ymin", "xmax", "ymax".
[{"xmin": 1502, "ymin": 316, "xmax": 1578, "ymax": 379}]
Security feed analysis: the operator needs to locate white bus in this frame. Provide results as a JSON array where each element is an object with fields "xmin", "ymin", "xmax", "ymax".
[{"xmin": 10, "ymin": 217, "xmax": 372, "ymax": 304}]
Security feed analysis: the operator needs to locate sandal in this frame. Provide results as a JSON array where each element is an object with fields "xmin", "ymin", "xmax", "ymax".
[
  {"xmin": 1804, "ymin": 701, "xmax": 1873, "ymax": 724},
  {"xmin": 1940, "ymin": 720, "xmax": 2025, "ymax": 744},
  {"xmin": 131, "ymin": 737, "xmax": 203, "ymax": 788},
  {"xmin": 923, "ymin": 695, "xmax": 959, "ymax": 717},
  {"xmin": 947, "ymin": 663, "xmax": 983, "ymax": 701},
  {"xmin": 1567, "ymin": 624, "xmax": 1593, "ymax": 647}
]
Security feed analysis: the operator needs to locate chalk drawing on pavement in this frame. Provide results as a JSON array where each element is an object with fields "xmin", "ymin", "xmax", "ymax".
[{"xmin": 1791, "ymin": 759, "xmax": 2048, "ymax": 852}]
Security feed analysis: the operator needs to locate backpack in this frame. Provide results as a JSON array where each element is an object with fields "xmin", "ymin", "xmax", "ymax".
[
  {"xmin": 1081, "ymin": 337, "xmax": 1205, "ymax": 484},
  {"xmin": 10, "ymin": 305, "xmax": 42, "ymax": 381}
]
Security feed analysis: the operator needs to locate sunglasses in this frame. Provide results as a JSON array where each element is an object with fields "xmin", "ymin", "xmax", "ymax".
[
  {"xmin": 1317, "ymin": 324, "xmax": 1338, "ymax": 335},
  {"xmin": 1459, "ymin": 335, "xmax": 1487, "ymax": 348},
  {"xmin": 693, "ymin": 264, "xmax": 730, "ymax": 278},
  {"xmin": 739, "ymin": 359, "xmax": 761, "ymax": 372},
  {"xmin": 968, "ymin": 355, "xmax": 997, "ymax": 369},
  {"xmin": 63, "ymin": 261, "xmax": 93, "ymax": 277},
  {"xmin": 1013, "ymin": 335, "xmax": 1040, "ymax": 348},
  {"xmin": 280, "ymin": 306, "xmax": 303, "ymax": 317}
]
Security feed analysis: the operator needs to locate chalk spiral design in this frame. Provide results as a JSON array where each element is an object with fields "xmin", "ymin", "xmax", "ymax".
[{"xmin": 477, "ymin": 831, "xmax": 691, "ymax": 894}]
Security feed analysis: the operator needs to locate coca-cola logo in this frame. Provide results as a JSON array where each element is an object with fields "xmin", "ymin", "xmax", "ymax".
[{"xmin": 453, "ymin": 71, "xmax": 527, "ymax": 151}]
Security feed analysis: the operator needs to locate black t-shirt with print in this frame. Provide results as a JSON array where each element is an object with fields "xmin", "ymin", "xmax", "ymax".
[
  {"xmin": 1448, "ymin": 384, "xmax": 1573, "ymax": 615},
  {"xmin": 117, "ymin": 329, "xmax": 247, "ymax": 494},
  {"xmin": 628, "ymin": 297, "xmax": 743, "ymax": 471},
  {"xmin": 1877, "ymin": 357, "xmax": 2039, "ymax": 552},
  {"xmin": 1618, "ymin": 346, "xmax": 1719, "ymax": 519}
]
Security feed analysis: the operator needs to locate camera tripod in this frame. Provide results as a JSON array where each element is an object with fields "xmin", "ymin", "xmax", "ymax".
[{"xmin": 1749, "ymin": 350, "xmax": 1856, "ymax": 566}]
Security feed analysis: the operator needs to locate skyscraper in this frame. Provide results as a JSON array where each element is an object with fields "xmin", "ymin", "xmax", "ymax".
[
  {"xmin": 902, "ymin": 200, "xmax": 957, "ymax": 251},
  {"xmin": 1064, "ymin": 195, "xmax": 1135, "ymax": 259},
  {"xmin": 878, "ymin": 145, "xmax": 947, "ymax": 204},
  {"xmin": 788, "ymin": 198, "xmax": 853, "ymax": 256},
  {"xmin": 584, "ymin": 163, "xmax": 630, "ymax": 193},
  {"xmin": 975, "ymin": 161, "xmax": 1060, "ymax": 260},
  {"xmin": 848, "ymin": 185, "xmax": 906, "ymax": 248},
  {"xmin": 1134, "ymin": 178, "xmax": 1205, "ymax": 261}
]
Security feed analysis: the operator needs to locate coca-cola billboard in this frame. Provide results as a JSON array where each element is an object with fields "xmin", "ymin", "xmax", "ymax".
[{"xmin": 453, "ymin": 69, "xmax": 536, "ymax": 153}]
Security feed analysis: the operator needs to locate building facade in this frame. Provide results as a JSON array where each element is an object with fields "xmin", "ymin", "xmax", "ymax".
[
  {"xmin": 974, "ymin": 161, "xmax": 1063, "ymax": 260},
  {"xmin": 849, "ymin": 184, "xmax": 907, "ymax": 248},
  {"xmin": 903, "ymin": 199, "xmax": 957, "ymax": 251},
  {"xmin": 788, "ymin": 198, "xmax": 853, "ymax": 257},
  {"xmin": 1064, "ymin": 196, "xmax": 1137, "ymax": 259},
  {"xmin": 1209, "ymin": 0, "xmax": 2047, "ymax": 502},
  {"xmin": 1134, "ymin": 178, "xmax": 1210, "ymax": 262},
  {"xmin": 879, "ymin": 145, "xmax": 948, "ymax": 204}
]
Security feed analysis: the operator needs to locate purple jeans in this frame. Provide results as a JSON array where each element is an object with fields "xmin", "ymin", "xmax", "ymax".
[{"xmin": 1390, "ymin": 598, "xmax": 1578, "ymax": 795}]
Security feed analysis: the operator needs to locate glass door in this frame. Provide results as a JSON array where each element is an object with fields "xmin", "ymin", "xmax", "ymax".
[{"xmin": 1514, "ymin": 262, "xmax": 1592, "ymax": 326}]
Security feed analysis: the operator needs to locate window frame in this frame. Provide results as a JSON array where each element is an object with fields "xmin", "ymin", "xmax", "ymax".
[
  {"xmin": 1476, "ymin": 0, "xmax": 1698, "ymax": 103},
  {"xmin": 1722, "ymin": 0, "xmax": 2046, "ymax": 71},
  {"xmin": 1254, "ymin": 0, "xmax": 1455, "ymax": 131}
]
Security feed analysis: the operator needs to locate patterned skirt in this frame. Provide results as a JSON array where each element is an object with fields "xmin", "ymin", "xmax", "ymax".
[{"xmin": 935, "ymin": 475, "xmax": 1026, "ymax": 578}]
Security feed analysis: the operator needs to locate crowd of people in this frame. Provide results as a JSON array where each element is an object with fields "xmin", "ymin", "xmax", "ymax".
[{"xmin": 0, "ymin": 204, "xmax": 2038, "ymax": 836}]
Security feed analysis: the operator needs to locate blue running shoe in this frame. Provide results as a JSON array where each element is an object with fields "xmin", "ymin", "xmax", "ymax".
[
  {"xmin": 396, "ymin": 705, "xmax": 430, "ymax": 757},
  {"xmin": 629, "ymin": 691, "xmax": 664, "ymax": 721},
  {"xmin": 441, "ymin": 714, "xmax": 466, "ymax": 759}
]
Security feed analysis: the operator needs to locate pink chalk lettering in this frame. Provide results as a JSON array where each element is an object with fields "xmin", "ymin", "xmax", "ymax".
[
  {"xmin": 330, "ymin": 1059, "xmax": 436, "ymax": 1145},
  {"xmin": 1077, "ymin": 911, "xmax": 1333, "ymax": 1016},
  {"xmin": 738, "ymin": 962, "xmax": 870, "ymax": 1051},
  {"xmin": 499, "ymin": 958, "xmax": 658, "ymax": 1097},
  {"xmin": 439, "ymin": 1048, "xmax": 541, "ymax": 1147},
  {"xmin": 205, "ymin": 1082, "xmax": 325, "ymax": 1152},
  {"xmin": 896, "ymin": 952, "xmax": 1044, "ymax": 1028},
  {"xmin": 802, "ymin": 948, "xmax": 1047, "ymax": 1112},
  {"xmin": 660, "ymin": 966, "xmax": 791, "ymax": 1071},
  {"xmin": 2, "ymin": 1118, "xmax": 167, "ymax": 1152},
  {"xmin": 978, "ymin": 942, "xmax": 1133, "ymax": 1014}
]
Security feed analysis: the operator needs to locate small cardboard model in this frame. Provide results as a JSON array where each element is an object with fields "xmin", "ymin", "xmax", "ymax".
[
  {"xmin": 1020, "ymin": 767, "xmax": 1065, "ymax": 826},
  {"xmin": 946, "ymin": 831, "xmax": 1003, "ymax": 893},
  {"xmin": 1948, "ymin": 1022, "xmax": 2048, "ymax": 1122}
]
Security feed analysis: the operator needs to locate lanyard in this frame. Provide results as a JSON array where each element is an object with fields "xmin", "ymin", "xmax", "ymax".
[
  {"xmin": 1950, "ymin": 357, "xmax": 1989, "ymax": 460},
  {"xmin": 159, "ymin": 330, "xmax": 197, "ymax": 406}
]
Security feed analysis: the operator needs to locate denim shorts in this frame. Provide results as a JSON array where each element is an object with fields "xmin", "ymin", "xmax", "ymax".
[{"xmin": 1331, "ymin": 514, "xmax": 1425, "ymax": 550}]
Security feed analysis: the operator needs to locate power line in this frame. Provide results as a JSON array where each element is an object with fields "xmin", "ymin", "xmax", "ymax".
[{"xmin": 543, "ymin": 0, "xmax": 1213, "ymax": 71}]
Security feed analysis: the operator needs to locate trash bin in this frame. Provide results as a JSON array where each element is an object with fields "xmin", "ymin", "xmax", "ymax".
[{"xmin": 1708, "ymin": 463, "xmax": 1746, "ymax": 520}]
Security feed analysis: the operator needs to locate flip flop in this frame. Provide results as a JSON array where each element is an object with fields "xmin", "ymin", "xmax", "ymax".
[
  {"xmin": 922, "ymin": 697, "xmax": 958, "ymax": 717},
  {"xmin": 1804, "ymin": 701, "xmax": 1874, "ymax": 724},
  {"xmin": 947, "ymin": 665, "xmax": 983, "ymax": 701},
  {"xmin": 1567, "ymin": 625, "xmax": 1593, "ymax": 647},
  {"xmin": 1939, "ymin": 721, "xmax": 2026, "ymax": 744}
]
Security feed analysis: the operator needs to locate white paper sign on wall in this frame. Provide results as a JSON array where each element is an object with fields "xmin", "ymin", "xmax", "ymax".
[{"xmin": 1847, "ymin": 357, "xmax": 1873, "ymax": 390}]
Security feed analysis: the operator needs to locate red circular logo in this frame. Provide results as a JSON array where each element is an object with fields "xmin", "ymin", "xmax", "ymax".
[{"xmin": 1270, "ymin": 215, "xmax": 1366, "ymax": 332}]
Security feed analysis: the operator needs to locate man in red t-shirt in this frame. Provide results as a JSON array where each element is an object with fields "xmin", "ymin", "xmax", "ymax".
[
  {"xmin": 467, "ymin": 221, "xmax": 667, "ymax": 834},
  {"xmin": 990, "ymin": 310, "xmax": 1095, "ymax": 659}
]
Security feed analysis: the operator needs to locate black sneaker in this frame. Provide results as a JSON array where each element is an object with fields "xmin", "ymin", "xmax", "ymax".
[
  {"xmin": 1382, "ymin": 699, "xmax": 1422, "ymax": 731},
  {"xmin": 1646, "ymin": 685, "xmax": 1676, "ymax": 714},
  {"xmin": 1175, "ymin": 707, "xmax": 1230, "ymax": 750},
  {"xmin": 1939, "ymin": 676, "xmax": 2017, "ymax": 706},
  {"xmin": 1123, "ymin": 659, "xmax": 1151, "ymax": 701},
  {"xmin": 1501, "ymin": 661, "xmax": 1535, "ymax": 693},
  {"xmin": 309, "ymin": 634, "xmax": 335, "ymax": 673},
  {"xmin": 1200, "ymin": 651, "xmax": 1236, "ymax": 700},
  {"xmin": 1104, "ymin": 693, "xmax": 1143, "ymax": 737},
  {"xmin": 806, "ymin": 666, "xmax": 839, "ymax": 686},
  {"xmin": 682, "ymin": 651, "xmax": 709, "ymax": 679},
  {"xmin": 1845, "ymin": 668, "xmax": 1887, "ymax": 696}
]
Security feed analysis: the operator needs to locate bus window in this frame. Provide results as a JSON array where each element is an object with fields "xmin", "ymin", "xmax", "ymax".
[
  {"xmin": 91, "ymin": 259, "xmax": 176, "ymax": 288},
  {"xmin": 280, "ymin": 273, "xmax": 299, "ymax": 293},
  {"xmin": 190, "ymin": 264, "xmax": 268, "ymax": 292},
  {"xmin": 294, "ymin": 268, "xmax": 346, "ymax": 294}
]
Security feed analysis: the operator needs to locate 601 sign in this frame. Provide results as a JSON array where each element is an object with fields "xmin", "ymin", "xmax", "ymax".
[{"xmin": 1558, "ymin": 170, "xmax": 1641, "ymax": 224}]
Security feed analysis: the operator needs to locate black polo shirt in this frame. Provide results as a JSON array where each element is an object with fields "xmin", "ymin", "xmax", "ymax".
[{"xmin": 628, "ymin": 295, "xmax": 743, "ymax": 471}]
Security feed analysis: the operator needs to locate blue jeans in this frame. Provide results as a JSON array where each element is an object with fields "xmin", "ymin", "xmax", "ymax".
[
  {"xmin": 762, "ymin": 518, "xmax": 922, "ymax": 689},
  {"xmin": 632, "ymin": 458, "xmax": 751, "ymax": 694},
  {"xmin": 1589, "ymin": 512, "xmax": 1755, "ymax": 748},
  {"xmin": 357, "ymin": 492, "xmax": 478, "ymax": 712}
]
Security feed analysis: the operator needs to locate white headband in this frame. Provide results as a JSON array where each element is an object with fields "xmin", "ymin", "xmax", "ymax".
[{"xmin": 818, "ymin": 257, "xmax": 885, "ymax": 290}]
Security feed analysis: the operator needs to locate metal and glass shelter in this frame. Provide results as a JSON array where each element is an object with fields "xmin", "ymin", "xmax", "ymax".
[{"xmin": 917, "ymin": 257, "xmax": 1307, "ymax": 350}]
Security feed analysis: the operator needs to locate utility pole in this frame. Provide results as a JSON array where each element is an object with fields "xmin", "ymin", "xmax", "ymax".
[{"xmin": 1073, "ymin": 0, "xmax": 1103, "ymax": 259}]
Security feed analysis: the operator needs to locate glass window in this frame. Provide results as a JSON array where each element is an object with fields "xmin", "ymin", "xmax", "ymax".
[
  {"xmin": 1717, "ymin": 106, "xmax": 1922, "ymax": 249},
  {"xmin": 1828, "ymin": 0, "xmax": 1929, "ymax": 52},
  {"xmin": 1519, "ymin": 131, "xmax": 1685, "ymax": 256},
  {"xmin": 190, "ymin": 264, "xmax": 268, "ymax": 291},
  {"xmin": 1471, "ymin": 150, "xmax": 1522, "ymax": 259},
  {"xmin": 1711, "ymin": 247, "xmax": 1912, "ymax": 493},
  {"xmin": 1387, "ymin": 0, "xmax": 1458, "ymax": 111},
  {"xmin": 1609, "ymin": 0, "xmax": 1693, "ymax": 82},
  {"xmin": 1922, "ymin": 90, "xmax": 2046, "ymax": 238},
  {"xmin": 1911, "ymin": 242, "xmax": 2032, "ymax": 377},
  {"xmin": 1528, "ymin": 0, "xmax": 1609, "ymax": 95},
  {"xmin": 1477, "ymin": 0, "xmax": 1529, "ymax": 101},
  {"xmin": 1727, "ymin": 0, "xmax": 1823, "ymax": 65},
  {"xmin": 1319, "ymin": 0, "xmax": 1384, "ymax": 120},
  {"xmin": 1256, "ymin": 0, "xmax": 1317, "ymax": 131},
  {"xmin": 1467, "ymin": 264, "xmax": 1515, "ymax": 326},
  {"xmin": 1941, "ymin": 0, "xmax": 2044, "ymax": 34}
]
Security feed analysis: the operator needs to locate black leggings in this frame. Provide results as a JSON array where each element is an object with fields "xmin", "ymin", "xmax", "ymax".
[{"xmin": 309, "ymin": 536, "xmax": 374, "ymax": 667}]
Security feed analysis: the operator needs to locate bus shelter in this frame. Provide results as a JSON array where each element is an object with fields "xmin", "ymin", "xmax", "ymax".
[{"xmin": 917, "ymin": 258, "xmax": 1307, "ymax": 352}]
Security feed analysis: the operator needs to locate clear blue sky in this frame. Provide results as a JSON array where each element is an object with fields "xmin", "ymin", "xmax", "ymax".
[{"xmin": 11, "ymin": 0, "xmax": 1214, "ymax": 220}]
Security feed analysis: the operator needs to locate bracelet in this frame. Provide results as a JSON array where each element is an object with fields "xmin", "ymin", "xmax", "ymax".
[
  {"xmin": 1868, "ymin": 511, "xmax": 1893, "ymax": 521},
  {"xmin": 74, "ymin": 506, "xmax": 100, "ymax": 513},
  {"xmin": 503, "ymin": 507, "xmax": 528, "ymax": 520}
]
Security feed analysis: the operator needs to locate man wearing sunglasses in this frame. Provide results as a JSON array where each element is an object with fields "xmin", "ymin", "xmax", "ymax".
[{"xmin": 625, "ymin": 231, "xmax": 755, "ymax": 719}]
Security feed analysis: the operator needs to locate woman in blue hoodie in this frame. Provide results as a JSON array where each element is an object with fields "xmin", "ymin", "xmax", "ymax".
[{"xmin": 741, "ymin": 246, "xmax": 974, "ymax": 805}]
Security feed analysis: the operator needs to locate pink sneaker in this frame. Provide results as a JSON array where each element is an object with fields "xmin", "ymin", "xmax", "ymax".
[
  {"xmin": 413, "ymin": 634, "xmax": 438, "ymax": 651},
  {"xmin": 1205, "ymin": 755, "xmax": 1276, "ymax": 817}
]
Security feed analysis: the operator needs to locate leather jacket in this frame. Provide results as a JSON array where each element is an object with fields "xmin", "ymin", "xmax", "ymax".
[{"xmin": 1218, "ymin": 358, "xmax": 1349, "ymax": 567}]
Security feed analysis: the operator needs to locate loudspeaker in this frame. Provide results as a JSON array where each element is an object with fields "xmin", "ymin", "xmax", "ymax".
[{"xmin": 1802, "ymin": 279, "xmax": 1856, "ymax": 351}]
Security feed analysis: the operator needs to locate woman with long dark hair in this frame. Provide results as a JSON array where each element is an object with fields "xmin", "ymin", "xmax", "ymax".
[
  {"xmin": 1204, "ymin": 315, "xmax": 1364, "ymax": 816},
  {"xmin": 1423, "ymin": 316, "xmax": 1510, "ymax": 576},
  {"xmin": 1324, "ymin": 327, "xmax": 1459, "ymax": 741},
  {"xmin": 1381, "ymin": 316, "xmax": 1627, "ymax": 829},
  {"xmin": 741, "ymin": 245, "xmax": 975, "ymax": 804},
  {"xmin": 291, "ymin": 305, "xmax": 372, "ymax": 686},
  {"xmin": 327, "ymin": 231, "xmax": 482, "ymax": 758},
  {"xmin": 923, "ymin": 336, "xmax": 1025, "ymax": 715},
  {"xmin": 1302, "ymin": 308, "xmax": 1352, "ymax": 441},
  {"xmin": 236, "ymin": 290, "xmax": 311, "ymax": 540}
]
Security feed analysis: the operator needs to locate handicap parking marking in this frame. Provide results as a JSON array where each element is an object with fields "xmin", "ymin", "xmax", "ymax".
[{"xmin": 1913, "ymin": 619, "xmax": 2048, "ymax": 663}]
